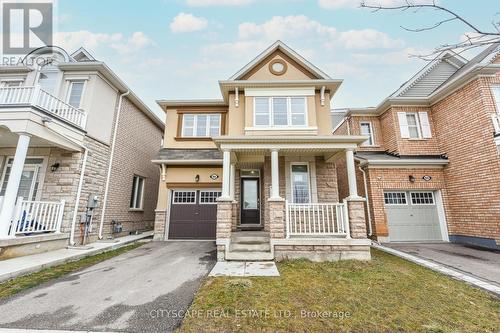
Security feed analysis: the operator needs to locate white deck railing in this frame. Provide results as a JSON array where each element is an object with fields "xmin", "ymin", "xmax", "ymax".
[
  {"xmin": 492, "ymin": 114, "xmax": 500, "ymax": 135},
  {"xmin": 9, "ymin": 197, "xmax": 65, "ymax": 236},
  {"xmin": 285, "ymin": 201, "xmax": 349, "ymax": 237},
  {"xmin": 0, "ymin": 86, "xmax": 87, "ymax": 128}
]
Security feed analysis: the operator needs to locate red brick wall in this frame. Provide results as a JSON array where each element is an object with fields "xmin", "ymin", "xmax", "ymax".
[{"xmin": 348, "ymin": 116, "xmax": 386, "ymax": 152}]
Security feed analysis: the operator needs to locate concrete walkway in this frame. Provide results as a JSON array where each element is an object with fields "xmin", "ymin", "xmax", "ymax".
[
  {"xmin": 374, "ymin": 243, "xmax": 500, "ymax": 296},
  {"xmin": 0, "ymin": 241, "xmax": 216, "ymax": 332},
  {"xmin": 0, "ymin": 232, "xmax": 153, "ymax": 282},
  {"xmin": 209, "ymin": 261, "xmax": 280, "ymax": 277}
]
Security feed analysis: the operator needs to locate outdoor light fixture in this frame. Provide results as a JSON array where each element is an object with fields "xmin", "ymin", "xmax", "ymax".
[
  {"xmin": 51, "ymin": 163, "xmax": 60, "ymax": 172},
  {"xmin": 195, "ymin": 174, "xmax": 200, "ymax": 182},
  {"xmin": 409, "ymin": 175, "xmax": 416, "ymax": 183}
]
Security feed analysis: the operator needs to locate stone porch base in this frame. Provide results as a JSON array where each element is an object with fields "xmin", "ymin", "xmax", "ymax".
[{"xmin": 0, "ymin": 233, "xmax": 70, "ymax": 260}]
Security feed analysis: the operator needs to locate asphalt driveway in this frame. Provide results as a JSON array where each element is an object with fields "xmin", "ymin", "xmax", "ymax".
[
  {"xmin": 385, "ymin": 242, "xmax": 500, "ymax": 286},
  {"xmin": 0, "ymin": 241, "xmax": 216, "ymax": 333}
]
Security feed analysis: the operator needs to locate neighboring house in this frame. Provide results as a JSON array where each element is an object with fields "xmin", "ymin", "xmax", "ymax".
[
  {"xmin": 0, "ymin": 47, "xmax": 164, "ymax": 259},
  {"xmin": 153, "ymin": 41, "xmax": 371, "ymax": 262},
  {"xmin": 333, "ymin": 43, "xmax": 500, "ymax": 250}
]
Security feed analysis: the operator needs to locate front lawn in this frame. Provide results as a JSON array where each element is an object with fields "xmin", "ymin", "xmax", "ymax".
[{"xmin": 178, "ymin": 249, "xmax": 499, "ymax": 333}]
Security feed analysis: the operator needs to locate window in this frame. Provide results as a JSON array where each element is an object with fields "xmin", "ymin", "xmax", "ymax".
[
  {"xmin": 291, "ymin": 164, "xmax": 310, "ymax": 203},
  {"xmin": 491, "ymin": 85, "xmax": 500, "ymax": 112},
  {"xmin": 200, "ymin": 190, "xmax": 222, "ymax": 204},
  {"xmin": 38, "ymin": 70, "xmax": 59, "ymax": 94},
  {"xmin": 1, "ymin": 80, "xmax": 22, "ymax": 87},
  {"xmin": 253, "ymin": 97, "xmax": 307, "ymax": 127},
  {"xmin": 67, "ymin": 81, "xmax": 85, "ymax": 108},
  {"xmin": 182, "ymin": 114, "xmax": 221, "ymax": 137},
  {"xmin": 0, "ymin": 158, "xmax": 44, "ymax": 201},
  {"xmin": 360, "ymin": 122, "xmax": 374, "ymax": 146},
  {"xmin": 410, "ymin": 192, "xmax": 435, "ymax": 205},
  {"xmin": 129, "ymin": 176, "xmax": 145, "ymax": 209},
  {"xmin": 384, "ymin": 192, "xmax": 407, "ymax": 205},
  {"xmin": 173, "ymin": 190, "xmax": 196, "ymax": 204},
  {"xmin": 398, "ymin": 112, "xmax": 432, "ymax": 139}
]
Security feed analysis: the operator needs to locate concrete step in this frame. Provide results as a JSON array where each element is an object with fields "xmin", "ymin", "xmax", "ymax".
[
  {"xmin": 226, "ymin": 251, "xmax": 274, "ymax": 261},
  {"xmin": 231, "ymin": 232, "xmax": 270, "ymax": 244},
  {"xmin": 230, "ymin": 243, "xmax": 271, "ymax": 252}
]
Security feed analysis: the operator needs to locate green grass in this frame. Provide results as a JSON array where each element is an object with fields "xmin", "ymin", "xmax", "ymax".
[
  {"xmin": 179, "ymin": 249, "xmax": 500, "ymax": 333},
  {"xmin": 0, "ymin": 242, "xmax": 143, "ymax": 299}
]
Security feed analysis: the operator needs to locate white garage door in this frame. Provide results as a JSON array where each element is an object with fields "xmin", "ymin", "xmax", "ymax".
[{"xmin": 384, "ymin": 191, "xmax": 443, "ymax": 242}]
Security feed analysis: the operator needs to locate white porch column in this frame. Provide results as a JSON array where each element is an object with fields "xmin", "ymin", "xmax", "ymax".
[
  {"xmin": 346, "ymin": 148, "xmax": 360, "ymax": 199},
  {"xmin": 229, "ymin": 163, "xmax": 235, "ymax": 201},
  {"xmin": 220, "ymin": 149, "xmax": 231, "ymax": 200},
  {"xmin": 270, "ymin": 148, "xmax": 282, "ymax": 200},
  {"xmin": 0, "ymin": 133, "xmax": 31, "ymax": 238}
]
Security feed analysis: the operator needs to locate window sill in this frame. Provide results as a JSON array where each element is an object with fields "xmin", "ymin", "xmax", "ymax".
[
  {"xmin": 129, "ymin": 208, "xmax": 144, "ymax": 212},
  {"xmin": 175, "ymin": 137, "xmax": 214, "ymax": 141},
  {"xmin": 360, "ymin": 145, "xmax": 380, "ymax": 148},
  {"xmin": 407, "ymin": 138, "xmax": 428, "ymax": 141},
  {"xmin": 246, "ymin": 126, "xmax": 317, "ymax": 131}
]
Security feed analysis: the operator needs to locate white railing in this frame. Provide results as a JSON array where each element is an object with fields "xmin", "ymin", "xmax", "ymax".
[
  {"xmin": 492, "ymin": 114, "xmax": 500, "ymax": 135},
  {"xmin": 9, "ymin": 197, "xmax": 65, "ymax": 236},
  {"xmin": 0, "ymin": 86, "xmax": 87, "ymax": 128},
  {"xmin": 286, "ymin": 201, "xmax": 349, "ymax": 237}
]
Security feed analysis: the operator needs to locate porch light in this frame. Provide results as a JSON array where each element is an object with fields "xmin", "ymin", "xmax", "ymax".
[
  {"xmin": 195, "ymin": 174, "xmax": 200, "ymax": 182},
  {"xmin": 51, "ymin": 163, "xmax": 60, "ymax": 172}
]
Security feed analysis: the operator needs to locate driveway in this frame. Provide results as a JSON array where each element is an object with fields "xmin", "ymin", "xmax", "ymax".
[
  {"xmin": 0, "ymin": 241, "xmax": 216, "ymax": 333},
  {"xmin": 385, "ymin": 243, "xmax": 500, "ymax": 286}
]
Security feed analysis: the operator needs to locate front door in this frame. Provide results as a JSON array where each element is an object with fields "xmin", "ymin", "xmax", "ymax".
[{"xmin": 241, "ymin": 178, "xmax": 260, "ymax": 224}]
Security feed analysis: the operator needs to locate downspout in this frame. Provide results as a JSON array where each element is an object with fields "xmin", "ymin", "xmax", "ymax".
[
  {"xmin": 69, "ymin": 147, "xmax": 88, "ymax": 246},
  {"xmin": 359, "ymin": 165, "xmax": 373, "ymax": 237},
  {"xmin": 98, "ymin": 90, "xmax": 130, "ymax": 239}
]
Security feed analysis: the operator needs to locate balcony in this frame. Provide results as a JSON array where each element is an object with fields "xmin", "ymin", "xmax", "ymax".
[{"xmin": 0, "ymin": 86, "xmax": 87, "ymax": 129}]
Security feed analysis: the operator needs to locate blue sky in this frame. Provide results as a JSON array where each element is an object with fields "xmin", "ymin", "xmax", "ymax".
[{"xmin": 55, "ymin": 0, "xmax": 498, "ymax": 117}]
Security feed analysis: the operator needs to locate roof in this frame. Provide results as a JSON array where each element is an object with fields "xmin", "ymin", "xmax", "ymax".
[
  {"xmin": 153, "ymin": 148, "xmax": 222, "ymax": 164},
  {"xmin": 355, "ymin": 151, "xmax": 449, "ymax": 166}
]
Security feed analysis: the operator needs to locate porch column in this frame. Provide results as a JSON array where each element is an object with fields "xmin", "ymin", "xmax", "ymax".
[
  {"xmin": 270, "ymin": 148, "xmax": 281, "ymax": 200},
  {"xmin": 220, "ymin": 149, "xmax": 231, "ymax": 200},
  {"xmin": 229, "ymin": 163, "xmax": 235, "ymax": 201},
  {"xmin": 0, "ymin": 133, "xmax": 31, "ymax": 238},
  {"xmin": 346, "ymin": 148, "xmax": 360, "ymax": 199}
]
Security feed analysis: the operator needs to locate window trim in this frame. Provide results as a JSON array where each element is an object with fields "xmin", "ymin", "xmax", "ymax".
[
  {"xmin": 290, "ymin": 162, "xmax": 311, "ymax": 204},
  {"xmin": 253, "ymin": 96, "xmax": 308, "ymax": 128},
  {"xmin": 0, "ymin": 156, "xmax": 47, "ymax": 202},
  {"xmin": 172, "ymin": 190, "xmax": 197, "ymax": 205},
  {"xmin": 360, "ymin": 121, "xmax": 375, "ymax": 146},
  {"xmin": 199, "ymin": 189, "xmax": 222, "ymax": 205},
  {"xmin": 176, "ymin": 111, "xmax": 226, "ymax": 140},
  {"xmin": 491, "ymin": 85, "xmax": 500, "ymax": 114},
  {"xmin": 129, "ymin": 175, "xmax": 145, "ymax": 210},
  {"xmin": 65, "ymin": 80, "xmax": 86, "ymax": 109},
  {"xmin": 406, "ymin": 112, "xmax": 423, "ymax": 139},
  {"xmin": 384, "ymin": 191, "xmax": 408, "ymax": 206},
  {"xmin": 409, "ymin": 191, "xmax": 435, "ymax": 206},
  {"xmin": 35, "ymin": 67, "xmax": 62, "ymax": 96}
]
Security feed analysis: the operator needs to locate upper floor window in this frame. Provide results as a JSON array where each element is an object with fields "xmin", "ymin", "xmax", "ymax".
[
  {"xmin": 182, "ymin": 114, "xmax": 221, "ymax": 137},
  {"xmin": 397, "ymin": 111, "xmax": 432, "ymax": 139},
  {"xmin": 38, "ymin": 70, "xmax": 59, "ymax": 94},
  {"xmin": 491, "ymin": 85, "xmax": 500, "ymax": 113},
  {"xmin": 254, "ymin": 97, "xmax": 307, "ymax": 127},
  {"xmin": 1, "ymin": 80, "xmax": 22, "ymax": 87},
  {"xmin": 360, "ymin": 122, "xmax": 374, "ymax": 146},
  {"xmin": 67, "ymin": 81, "xmax": 85, "ymax": 108}
]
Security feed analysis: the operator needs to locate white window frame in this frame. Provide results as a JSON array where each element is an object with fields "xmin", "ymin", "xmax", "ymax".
[
  {"xmin": 36, "ymin": 67, "xmax": 62, "ymax": 96},
  {"xmin": 290, "ymin": 162, "xmax": 311, "ymax": 204},
  {"xmin": 172, "ymin": 190, "xmax": 197, "ymax": 205},
  {"xmin": 384, "ymin": 192, "xmax": 408, "ymax": 206},
  {"xmin": 129, "ymin": 175, "xmax": 145, "ymax": 210},
  {"xmin": 491, "ymin": 85, "xmax": 500, "ymax": 114},
  {"xmin": 409, "ymin": 191, "xmax": 435, "ymax": 206},
  {"xmin": 360, "ymin": 121, "xmax": 375, "ymax": 146},
  {"xmin": 65, "ymin": 80, "xmax": 86, "ymax": 109},
  {"xmin": 253, "ymin": 96, "xmax": 308, "ymax": 127},
  {"xmin": 199, "ymin": 190, "xmax": 222, "ymax": 205},
  {"xmin": 406, "ymin": 113, "xmax": 422, "ymax": 139},
  {"xmin": 0, "ymin": 156, "xmax": 47, "ymax": 201},
  {"xmin": 0, "ymin": 79, "xmax": 24, "ymax": 87},
  {"xmin": 181, "ymin": 114, "xmax": 221, "ymax": 138}
]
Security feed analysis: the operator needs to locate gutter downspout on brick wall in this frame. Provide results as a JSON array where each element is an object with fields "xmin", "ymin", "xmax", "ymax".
[
  {"xmin": 70, "ymin": 147, "xmax": 88, "ymax": 246},
  {"xmin": 98, "ymin": 90, "xmax": 130, "ymax": 239},
  {"xmin": 359, "ymin": 166, "xmax": 373, "ymax": 237}
]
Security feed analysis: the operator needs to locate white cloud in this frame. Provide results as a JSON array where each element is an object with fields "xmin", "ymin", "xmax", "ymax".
[
  {"xmin": 186, "ymin": 0, "xmax": 254, "ymax": 6},
  {"xmin": 110, "ymin": 32, "xmax": 155, "ymax": 54},
  {"xmin": 170, "ymin": 12, "xmax": 208, "ymax": 33},
  {"xmin": 338, "ymin": 29, "xmax": 403, "ymax": 49},
  {"xmin": 318, "ymin": 0, "xmax": 437, "ymax": 9}
]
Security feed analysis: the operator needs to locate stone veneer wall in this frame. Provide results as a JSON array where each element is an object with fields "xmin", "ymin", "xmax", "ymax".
[{"xmin": 262, "ymin": 156, "xmax": 286, "ymax": 232}]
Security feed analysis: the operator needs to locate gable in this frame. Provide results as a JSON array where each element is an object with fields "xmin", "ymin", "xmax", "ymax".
[
  {"xmin": 399, "ymin": 60, "xmax": 459, "ymax": 98},
  {"xmin": 240, "ymin": 49, "xmax": 320, "ymax": 81}
]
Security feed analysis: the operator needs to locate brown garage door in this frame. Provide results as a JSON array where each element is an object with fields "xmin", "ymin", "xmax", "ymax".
[{"xmin": 168, "ymin": 189, "xmax": 220, "ymax": 240}]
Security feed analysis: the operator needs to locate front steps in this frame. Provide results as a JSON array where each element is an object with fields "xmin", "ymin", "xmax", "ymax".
[{"xmin": 226, "ymin": 231, "xmax": 273, "ymax": 261}]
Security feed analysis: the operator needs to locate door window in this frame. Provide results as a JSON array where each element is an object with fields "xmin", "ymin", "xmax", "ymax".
[
  {"xmin": 291, "ymin": 164, "xmax": 310, "ymax": 203},
  {"xmin": 243, "ymin": 180, "xmax": 258, "ymax": 209}
]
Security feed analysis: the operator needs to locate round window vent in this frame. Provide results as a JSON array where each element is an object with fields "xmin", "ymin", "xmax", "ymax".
[{"xmin": 269, "ymin": 59, "xmax": 287, "ymax": 76}]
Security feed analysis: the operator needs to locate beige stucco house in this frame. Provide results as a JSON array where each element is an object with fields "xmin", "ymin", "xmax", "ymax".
[
  {"xmin": 0, "ymin": 47, "xmax": 164, "ymax": 259},
  {"xmin": 153, "ymin": 41, "xmax": 371, "ymax": 261}
]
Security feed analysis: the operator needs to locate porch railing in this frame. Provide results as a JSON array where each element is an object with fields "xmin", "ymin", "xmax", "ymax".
[
  {"xmin": 9, "ymin": 197, "xmax": 65, "ymax": 236},
  {"xmin": 285, "ymin": 201, "xmax": 349, "ymax": 237},
  {"xmin": 0, "ymin": 86, "xmax": 87, "ymax": 129},
  {"xmin": 492, "ymin": 114, "xmax": 500, "ymax": 135}
]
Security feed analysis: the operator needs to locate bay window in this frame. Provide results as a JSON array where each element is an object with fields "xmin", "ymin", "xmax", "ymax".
[
  {"xmin": 254, "ymin": 97, "xmax": 307, "ymax": 127},
  {"xmin": 182, "ymin": 114, "xmax": 221, "ymax": 137}
]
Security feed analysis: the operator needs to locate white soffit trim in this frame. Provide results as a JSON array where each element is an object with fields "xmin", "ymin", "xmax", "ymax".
[
  {"xmin": 151, "ymin": 159, "xmax": 223, "ymax": 165},
  {"xmin": 245, "ymin": 87, "xmax": 315, "ymax": 96}
]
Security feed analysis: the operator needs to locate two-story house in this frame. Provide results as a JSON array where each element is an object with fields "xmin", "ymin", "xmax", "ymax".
[
  {"xmin": 0, "ymin": 47, "xmax": 164, "ymax": 259},
  {"xmin": 333, "ymin": 43, "xmax": 500, "ymax": 250},
  {"xmin": 153, "ymin": 41, "xmax": 371, "ymax": 262}
]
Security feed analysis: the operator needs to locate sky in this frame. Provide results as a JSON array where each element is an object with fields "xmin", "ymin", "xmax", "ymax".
[{"xmin": 54, "ymin": 0, "xmax": 499, "ymax": 118}]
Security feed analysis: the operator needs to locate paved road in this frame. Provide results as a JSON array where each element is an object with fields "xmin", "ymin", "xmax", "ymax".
[
  {"xmin": 386, "ymin": 243, "xmax": 500, "ymax": 286},
  {"xmin": 0, "ymin": 241, "xmax": 216, "ymax": 333}
]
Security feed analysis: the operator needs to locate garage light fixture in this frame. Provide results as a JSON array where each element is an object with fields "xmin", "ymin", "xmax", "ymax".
[
  {"xmin": 195, "ymin": 174, "xmax": 200, "ymax": 182},
  {"xmin": 409, "ymin": 175, "xmax": 416, "ymax": 183}
]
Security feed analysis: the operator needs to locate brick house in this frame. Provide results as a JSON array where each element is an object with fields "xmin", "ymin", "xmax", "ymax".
[
  {"xmin": 0, "ymin": 47, "xmax": 164, "ymax": 259},
  {"xmin": 153, "ymin": 41, "xmax": 371, "ymax": 262},
  {"xmin": 333, "ymin": 43, "xmax": 500, "ymax": 250}
]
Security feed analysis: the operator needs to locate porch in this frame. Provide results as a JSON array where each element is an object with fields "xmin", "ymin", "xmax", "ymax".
[{"xmin": 212, "ymin": 135, "xmax": 371, "ymax": 262}]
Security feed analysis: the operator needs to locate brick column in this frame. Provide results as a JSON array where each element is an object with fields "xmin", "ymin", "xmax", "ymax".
[
  {"xmin": 153, "ymin": 210, "xmax": 166, "ymax": 241},
  {"xmin": 347, "ymin": 199, "xmax": 368, "ymax": 239},
  {"xmin": 269, "ymin": 200, "xmax": 285, "ymax": 239}
]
